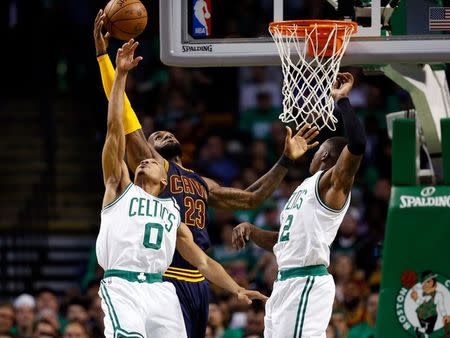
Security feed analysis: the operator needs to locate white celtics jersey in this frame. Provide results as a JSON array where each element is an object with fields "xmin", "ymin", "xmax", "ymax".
[
  {"xmin": 274, "ymin": 170, "xmax": 350, "ymax": 269},
  {"xmin": 96, "ymin": 184, "xmax": 181, "ymax": 273}
]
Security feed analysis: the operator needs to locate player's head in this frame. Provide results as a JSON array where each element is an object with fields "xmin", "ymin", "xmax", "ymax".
[
  {"xmin": 421, "ymin": 270, "xmax": 437, "ymax": 294},
  {"xmin": 309, "ymin": 137, "xmax": 348, "ymax": 174},
  {"xmin": 148, "ymin": 131, "xmax": 182, "ymax": 160},
  {"xmin": 134, "ymin": 158, "xmax": 168, "ymax": 193}
]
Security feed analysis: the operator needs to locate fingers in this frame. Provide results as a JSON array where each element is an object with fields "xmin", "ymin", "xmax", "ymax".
[
  {"xmin": 295, "ymin": 123, "xmax": 310, "ymax": 137},
  {"xmin": 307, "ymin": 141, "xmax": 320, "ymax": 150},
  {"xmin": 104, "ymin": 31, "xmax": 111, "ymax": 40},
  {"xmin": 95, "ymin": 9, "xmax": 102, "ymax": 24},
  {"xmin": 246, "ymin": 290, "xmax": 269, "ymax": 302},
  {"xmin": 232, "ymin": 227, "xmax": 246, "ymax": 250},
  {"xmin": 302, "ymin": 126, "xmax": 318, "ymax": 141},
  {"xmin": 132, "ymin": 56, "xmax": 143, "ymax": 67},
  {"xmin": 285, "ymin": 126, "xmax": 292, "ymax": 140}
]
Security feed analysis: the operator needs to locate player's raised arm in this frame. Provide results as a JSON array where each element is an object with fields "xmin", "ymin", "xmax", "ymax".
[
  {"xmin": 94, "ymin": 10, "xmax": 164, "ymax": 171},
  {"xmin": 101, "ymin": 40, "xmax": 142, "ymax": 207},
  {"xmin": 176, "ymin": 223, "xmax": 268, "ymax": 303},
  {"xmin": 232, "ymin": 222, "xmax": 278, "ymax": 252},
  {"xmin": 205, "ymin": 125, "xmax": 319, "ymax": 209},
  {"xmin": 319, "ymin": 73, "xmax": 366, "ymax": 210}
]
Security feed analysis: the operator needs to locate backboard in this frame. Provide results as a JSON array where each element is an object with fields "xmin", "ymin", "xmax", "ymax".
[{"xmin": 160, "ymin": 0, "xmax": 450, "ymax": 67}]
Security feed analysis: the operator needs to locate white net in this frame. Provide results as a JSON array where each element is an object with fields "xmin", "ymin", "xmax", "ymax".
[{"xmin": 270, "ymin": 21, "xmax": 356, "ymax": 130}]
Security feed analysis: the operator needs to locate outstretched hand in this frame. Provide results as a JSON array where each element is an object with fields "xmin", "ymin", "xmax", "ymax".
[
  {"xmin": 115, "ymin": 39, "xmax": 143, "ymax": 73},
  {"xmin": 237, "ymin": 288, "xmax": 268, "ymax": 304},
  {"xmin": 284, "ymin": 124, "xmax": 319, "ymax": 160},
  {"xmin": 232, "ymin": 222, "xmax": 253, "ymax": 250},
  {"xmin": 331, "ymin": 72, "xmax": 354, "ymax": 102},
  {"xmin": 94, "ymin": 9, "xmax": 111, "ymax": 55}
]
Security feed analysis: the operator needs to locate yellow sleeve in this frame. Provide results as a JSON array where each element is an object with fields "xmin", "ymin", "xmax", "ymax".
[{"xmin": 97, "ymin": 54, "xmax": 141, "ymax": 135}]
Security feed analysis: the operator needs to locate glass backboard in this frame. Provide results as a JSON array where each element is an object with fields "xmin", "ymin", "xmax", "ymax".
[{"xmin": 160, "ymin": 0, "xmax": 450, "ymax": 67}]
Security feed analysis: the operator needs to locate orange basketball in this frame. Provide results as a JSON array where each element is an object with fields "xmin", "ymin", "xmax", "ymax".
[
  {"xmin": 400, "ymin": 270, "xmax": 418, "ymax": 289},
  {"xmin": 104, "ymin": 0, "xmax": 147, "ymax": 41}
]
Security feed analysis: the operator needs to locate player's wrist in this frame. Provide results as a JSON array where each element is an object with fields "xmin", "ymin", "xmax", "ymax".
[
  {"xmin": 96, "ymin": 50, "xmax": 108, "ymax": 58},
  {"xmin": 278, "ymin": 154, "xmax": 294, "ymax": 168}
]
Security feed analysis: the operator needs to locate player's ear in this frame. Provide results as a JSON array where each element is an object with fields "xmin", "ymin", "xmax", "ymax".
[
  {"xmin": 321, "ymin": 151, "xmax": 329, "ymax": 162},
  {"xmin": 160, "ymin": 177, "xmax": 168, "ymax": 191}
]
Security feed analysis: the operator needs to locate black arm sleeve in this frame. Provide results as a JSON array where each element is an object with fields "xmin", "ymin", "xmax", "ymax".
[{"xmin": 336, "ymin": 97, "xmax": 367, "ymax": 156}]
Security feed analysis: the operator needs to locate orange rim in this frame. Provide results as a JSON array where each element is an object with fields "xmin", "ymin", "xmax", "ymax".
[{"xmin": 269, "ymin": 20, "xmax": 358, "ymax": 38}]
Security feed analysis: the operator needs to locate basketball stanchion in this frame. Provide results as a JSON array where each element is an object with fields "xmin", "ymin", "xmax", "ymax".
[{"xmin": 269, "ymin": 20, "xmax": 357, "ymax": 130}]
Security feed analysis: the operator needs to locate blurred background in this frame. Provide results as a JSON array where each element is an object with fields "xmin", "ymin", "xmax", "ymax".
[{"xmin": 1, "ymin": 1, "xmax": 448, "ymax": 338}]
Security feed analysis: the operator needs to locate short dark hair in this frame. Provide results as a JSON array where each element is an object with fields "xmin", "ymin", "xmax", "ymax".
[
  {"xmin": 64, "ymin": 320, "xmax": 91, "ymax": 338},
  {"xmin": 326, "ymin": 137, "xmax": 348, "ymax": 161},
  {"xmin": 33, "ymin": 318, "xmax": 59, "ymax": 337},
  {"xmin": 66, "ymin": 297, "xmax": 89, "ymax": 311},
  {"xmin": 36, "ymin": 287, "xmax": 58, "ymax": 298}
]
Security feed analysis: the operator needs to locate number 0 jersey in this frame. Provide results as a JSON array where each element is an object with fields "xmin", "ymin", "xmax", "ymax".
[
  {"xmin": 159, "ymin": 161, "xmax": 210, "ymax": 273},
  {"xmin": 274, "ymin": 170, "xmax": 350, "ymax": 270},
  {"xmin": 96, "ymin": 184, "xmax": 181, "ymax": 273}
]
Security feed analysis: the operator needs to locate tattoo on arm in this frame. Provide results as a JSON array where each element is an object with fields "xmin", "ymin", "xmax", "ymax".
[{"xmin": 206, "ymin": 163, "xmax": 288, "ymax": 210}]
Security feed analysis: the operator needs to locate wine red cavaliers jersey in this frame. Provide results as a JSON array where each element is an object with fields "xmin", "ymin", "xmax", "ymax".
[{"xmin": 159, "ymin": 161, "xmax": 210, "ymax": 280}]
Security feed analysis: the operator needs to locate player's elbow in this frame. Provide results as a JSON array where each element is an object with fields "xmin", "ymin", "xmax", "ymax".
[
  {"xmin": 195, "ymin": 257, "xmax": 209, "ymax": 275},
  {"xmin": 347, "ymin": 141, "xmax": 366, "ymax": 156}
]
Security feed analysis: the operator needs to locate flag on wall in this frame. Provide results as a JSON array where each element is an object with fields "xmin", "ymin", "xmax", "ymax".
[{"xmin": 429, "ymin": 7, "xmax": 450, "ymax": 31}]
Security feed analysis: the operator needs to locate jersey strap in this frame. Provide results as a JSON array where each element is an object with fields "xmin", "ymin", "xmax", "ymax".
[
  {"xmin": 277, "ymin": 265, "xmax": 328, "ymax": 281},
  {"xmin": 104, "ymin": 269, "xmax": 163, "ymax": 283},
  {"xmin": 163, "ymin": 266, "xmax": 205, "ymax": 282}
]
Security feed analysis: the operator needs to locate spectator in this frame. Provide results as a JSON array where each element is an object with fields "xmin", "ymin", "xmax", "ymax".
[
  {"xmin": 332, "ymin": 253, "xmax": 355, "ymax": 304},
  {"xmin": 0, "ymin": 303, "xmax": 14, "ymax": 335},
  {"xmin": 348, "ymin": 291, "xmax": 379, "ymax": 338},
  {"xmin": 205, "ymin": 324, "xmax": 215, "ymax": 338},
  {"xmin": 240, "ymin": 91, "xmax": 280, "ymax": 140},
  {"xmin": 242, "ymin": 302, "xmax": 265, "ymax": 338},
  {"xmin": 63, "ymin": 321, "xmax": 90, "ymax": 338},
  {"xmin": 86, "ymin": 296, "xmax": 103, "ymax": 338},
  {"xmin": 13, "ymin": 294, "xmax": 36, "ymax": 338},
  {"xmin": 65, "ymin": 298, "xmax": 89, "ymax": 324},
  {"xmin": 32, "ymin": 319, "xmax": 59, "ymax": 338},
  {"xmin": 331, "ymin": 309, "xmax": 349, "ymax": 338}
]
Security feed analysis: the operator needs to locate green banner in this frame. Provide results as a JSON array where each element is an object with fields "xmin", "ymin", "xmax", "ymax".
[{"xmin": 376, "ymin": 186, "xmax": 450, "ymax": 338}]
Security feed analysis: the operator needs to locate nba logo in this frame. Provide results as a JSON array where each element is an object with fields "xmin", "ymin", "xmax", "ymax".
[{"xmin": 192, "ymin": 0, "xmax": 211, "ymax": 37}]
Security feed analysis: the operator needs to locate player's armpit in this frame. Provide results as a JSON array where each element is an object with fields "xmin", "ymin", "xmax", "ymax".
[{"xmin": 319, "ymin": 146, "xmax": 362, "ymax": 210}]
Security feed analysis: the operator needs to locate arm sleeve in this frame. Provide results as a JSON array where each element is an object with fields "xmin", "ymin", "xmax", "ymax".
[
  {"xmin": 336, "ymin": 97, "xmax": 366, "ymax": 156},
  {"xmin": 97, "ymin": 54, "xmax": 141, "ymax": 135}
]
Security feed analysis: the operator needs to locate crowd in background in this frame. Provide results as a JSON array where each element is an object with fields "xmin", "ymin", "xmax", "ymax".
[{"xmin": 0, "ymin": 1, "xmax": 431, "ymax": 338}]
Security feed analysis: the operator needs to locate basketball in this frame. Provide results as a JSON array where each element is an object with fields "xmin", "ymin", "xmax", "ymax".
[
  {"xmin": 400, "ymin": 270, "xmax": 418, "ymax": 289},
  {"xmin": 104, "ymin": 0, "xmax": 147, "ymax": 41}
]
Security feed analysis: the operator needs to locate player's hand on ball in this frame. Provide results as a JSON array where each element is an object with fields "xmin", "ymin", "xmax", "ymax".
[
  {"xmin": 331, "ymin": 72, "xmax": 354, "ymax": 102},
  {"xmin": 116, "ymin": 39, "xmax": 143, "ymax": 73},
  {"xmin": 94, "ymin": 9, "xmax": 111, "ymax": 55},
  {"xmin": 232, "ymin": 222, "xmax": 254, "ymax": 250},
  {"xmin": 237, "ymin": 288, "xmax": 268, "ymax": 304},
  {"xmin": 284, "ymin": 124, "xmax": 319, "ymax": 160}
]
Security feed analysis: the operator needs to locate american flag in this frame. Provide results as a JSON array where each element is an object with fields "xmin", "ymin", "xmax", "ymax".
[{"xmin": 429, "ymin": 7, "xmax": 450, "ymax": 31}]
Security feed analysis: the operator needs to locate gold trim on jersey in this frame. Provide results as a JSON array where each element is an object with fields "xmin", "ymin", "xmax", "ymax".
[{"xmin": 163, "ymin": 267, "xmax": 206, "ymax": 282}]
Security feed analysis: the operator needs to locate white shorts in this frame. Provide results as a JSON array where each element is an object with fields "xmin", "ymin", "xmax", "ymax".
[
  {"xmin": 99, "ymin": 277, "xmax": 187, "ymax": 338},
  {"xmin": 264, "ymin": 274, "xmax": 335, "ymax": 338}
]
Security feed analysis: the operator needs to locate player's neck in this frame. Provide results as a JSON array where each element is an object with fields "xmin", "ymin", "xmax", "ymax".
[{"xmin": 135, "ymin": 178, "xmax": 161, "ymax": 197}]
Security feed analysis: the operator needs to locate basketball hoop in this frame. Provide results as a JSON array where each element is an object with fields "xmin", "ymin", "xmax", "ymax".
[{"xmin": 269, "ymin": 20, "xmax": 357, "ymax": 130}]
